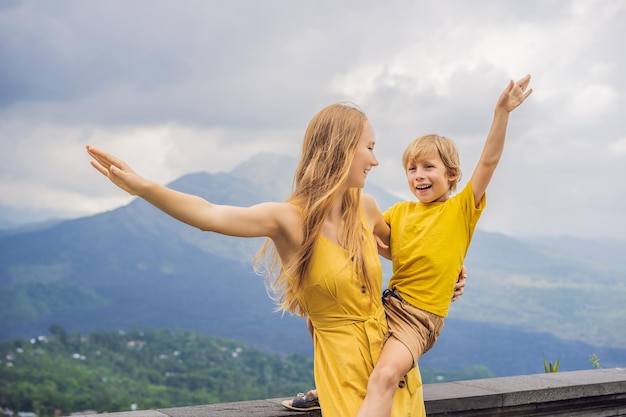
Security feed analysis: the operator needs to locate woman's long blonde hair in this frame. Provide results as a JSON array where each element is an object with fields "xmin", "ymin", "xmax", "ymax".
[{"xmin": 254, "ymin": 103, "xmax": 376, "ymax": 316}]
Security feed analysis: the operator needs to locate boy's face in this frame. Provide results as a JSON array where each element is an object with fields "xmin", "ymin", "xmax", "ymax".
[{"xmin": 405, "ymin": 151, "xmax": 455, "ymax": 203}]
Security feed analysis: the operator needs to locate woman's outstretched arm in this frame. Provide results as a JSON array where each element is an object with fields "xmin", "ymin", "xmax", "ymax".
[{"xmin": 87, "ymin": 145, "xmax": 297, "ymax": 239}]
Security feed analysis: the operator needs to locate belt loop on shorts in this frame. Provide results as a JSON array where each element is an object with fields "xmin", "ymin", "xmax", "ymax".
[{"xmin": 382, "ymin": 288, "xmax": 404, "ymax": 302}]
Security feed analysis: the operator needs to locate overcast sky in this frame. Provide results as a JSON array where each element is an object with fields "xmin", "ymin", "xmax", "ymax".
[{"xmin": 1, "ymin": 0, "xmax": 625, "ymax": 239}]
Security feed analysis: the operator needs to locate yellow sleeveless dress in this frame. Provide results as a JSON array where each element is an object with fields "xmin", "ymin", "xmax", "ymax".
[{"xmin": 297, "ymin": 221, "xmax": 425, "ymax": 417}]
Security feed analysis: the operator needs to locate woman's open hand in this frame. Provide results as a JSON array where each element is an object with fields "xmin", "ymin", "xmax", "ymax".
[{"xmin": 86, "ymin": 145, "xmax": 147, "ymax": 196}]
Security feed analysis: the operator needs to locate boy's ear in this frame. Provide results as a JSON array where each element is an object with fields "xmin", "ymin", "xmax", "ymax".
[
  {"xmin": 447, "ymin": 171, "xmax": 460, "ymax": 190},
  {"xmin": 447, "ymin": 172, "xmax": 459, "ymax": 182}
]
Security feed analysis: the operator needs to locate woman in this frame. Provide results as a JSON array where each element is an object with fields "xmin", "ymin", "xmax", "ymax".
[{"xmin": 87, "ymin": 102, "xmax": 424, "ymax": 416}]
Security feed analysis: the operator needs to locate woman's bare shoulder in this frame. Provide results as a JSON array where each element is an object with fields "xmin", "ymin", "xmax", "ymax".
[
  {"xmin": 268, "ymin": 201, "xmax": 304, "ymax": 256},
  {"xmin": 361, "ymin": 193, "xmax": 382, "ymax": 215},
  {"xmin": 253, "ymin": 201, "xmax": 302, "ymax": 230}
]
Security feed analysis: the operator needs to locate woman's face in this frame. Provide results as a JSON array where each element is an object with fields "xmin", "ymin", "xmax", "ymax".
[{"xmin": 346, "ymin": 120, "xmax": 379, "ymax": 188}]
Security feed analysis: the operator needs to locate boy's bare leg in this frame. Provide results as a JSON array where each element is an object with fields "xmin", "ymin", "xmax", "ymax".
[{"xmin": 357, "ymin": 336, "xmax": 414, "ymax": 417}]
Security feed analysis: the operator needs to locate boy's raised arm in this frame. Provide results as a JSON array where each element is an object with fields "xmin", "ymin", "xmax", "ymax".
[{"xmin": 470, "ymin": 75, "xmax": 533, "ymax": 206}]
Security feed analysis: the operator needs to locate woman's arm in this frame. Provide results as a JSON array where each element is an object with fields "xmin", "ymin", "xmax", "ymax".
[
  {"xmin": 361, "ymin": 194, "xmax": 391, "ymax": 259},
  {"xmin": 87, "ymin": 145, "xmax": 295, "ymax": 239}
]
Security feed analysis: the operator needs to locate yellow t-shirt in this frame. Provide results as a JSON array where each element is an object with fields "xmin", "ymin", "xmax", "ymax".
[{"xmin": 384, "ymin": 181, "xmax": 485, "ymax": 317}]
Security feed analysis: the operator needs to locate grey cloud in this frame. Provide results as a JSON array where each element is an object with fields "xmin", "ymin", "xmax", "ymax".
[{"xmin": 1, "ymin": 0, "xmax": 625, "ymax": 238}]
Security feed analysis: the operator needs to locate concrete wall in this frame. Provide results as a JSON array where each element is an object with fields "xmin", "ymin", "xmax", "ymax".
[{"xmin": 73, "ymin": 368, "xmax": 626, "ymax": 417}]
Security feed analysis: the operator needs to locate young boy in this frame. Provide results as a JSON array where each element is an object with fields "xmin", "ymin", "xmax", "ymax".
[{"xmin": 357, "ymin": 75, "xmax": 533, "ymax": 417}]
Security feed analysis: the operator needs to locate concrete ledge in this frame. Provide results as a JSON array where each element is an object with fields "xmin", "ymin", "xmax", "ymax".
[
  {"xmin": 424, "ymin": 368, "xmax": 626, "ymax": 416},
  {"xmin": 75, "ymin": 368, "xmax": 626, "ymax": 417}
]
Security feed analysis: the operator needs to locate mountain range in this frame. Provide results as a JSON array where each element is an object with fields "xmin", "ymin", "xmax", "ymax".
[{"xmin": 1, "ymin": 153, "xmax": 625, "ymax": 378}]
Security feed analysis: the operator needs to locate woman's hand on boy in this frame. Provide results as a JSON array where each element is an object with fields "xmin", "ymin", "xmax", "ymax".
[{"xmin": 452, "ymin": 265, "xmax": 468, "ymax": 302}]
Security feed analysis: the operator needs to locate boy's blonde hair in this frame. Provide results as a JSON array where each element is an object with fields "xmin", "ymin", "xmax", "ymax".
[{"xmin": 402, "ymin": 134, "xmax": 462, "ymax": 192}]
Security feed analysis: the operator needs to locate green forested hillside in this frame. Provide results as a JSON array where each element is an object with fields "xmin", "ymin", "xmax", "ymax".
[{"xmin": 0, "ymin": 327, "xmax": 315, "ymax": 417}]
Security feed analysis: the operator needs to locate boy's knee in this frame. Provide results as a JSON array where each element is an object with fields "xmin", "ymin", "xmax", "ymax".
[{"xmin": 369, "ymin": 363, "xmax": 404, "ymax": 391}]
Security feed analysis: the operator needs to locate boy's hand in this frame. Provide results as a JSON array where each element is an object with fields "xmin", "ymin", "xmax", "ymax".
[{"xmin": 499, "ymin": 74, "xmax": 533, "ymax": 113}]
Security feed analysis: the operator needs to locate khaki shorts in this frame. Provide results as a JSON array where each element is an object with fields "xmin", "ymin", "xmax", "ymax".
[{"xmin": 383, "ymin": 289, "xmax": 444, "ymax": 364}]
